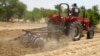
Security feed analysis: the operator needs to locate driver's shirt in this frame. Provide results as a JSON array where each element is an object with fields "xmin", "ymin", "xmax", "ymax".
[{"xmin": 71, "ymin": 7, "xmax": 80, "ymax": 16}]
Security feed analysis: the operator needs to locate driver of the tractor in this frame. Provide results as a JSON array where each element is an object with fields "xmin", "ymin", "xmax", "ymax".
[{"xmin": 71, "ymin": 3, "xmax": 80, "ymax": 16}]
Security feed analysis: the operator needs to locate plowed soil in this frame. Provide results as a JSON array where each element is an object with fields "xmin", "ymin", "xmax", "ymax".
[{"xmin": 0, "ymin": 22, "xmax": 100, "ymax": 56}]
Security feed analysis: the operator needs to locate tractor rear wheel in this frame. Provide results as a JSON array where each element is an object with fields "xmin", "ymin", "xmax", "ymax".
[
  {"xmin": 67, "ymin": 21, "xmax": 82, "ymax": 41},
  {"xmin": 87, "ymin": 27, "xmax": 94, "ymax": 39}
]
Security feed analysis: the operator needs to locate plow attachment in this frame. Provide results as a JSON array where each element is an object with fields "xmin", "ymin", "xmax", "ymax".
[{"xmin": 14, "ymin": 26, "xmax": 72, "ymax": 48}]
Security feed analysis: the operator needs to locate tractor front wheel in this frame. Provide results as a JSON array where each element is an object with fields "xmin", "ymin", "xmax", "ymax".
[{"xmin": 87, "ymin": 27, "xmax": 94, "ymax": 39}]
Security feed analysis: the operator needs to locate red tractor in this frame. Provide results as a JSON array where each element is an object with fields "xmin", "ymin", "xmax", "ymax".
[
  {"xmin": 48, "ymin": 3, "xmax": 94, "ymax": 41},
  {"xmin": 16, "ymin": 3, "xmax": 95, "ymax": 48}
]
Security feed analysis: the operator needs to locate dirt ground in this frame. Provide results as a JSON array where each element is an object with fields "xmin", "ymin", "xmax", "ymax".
[
  {"xmin": 0, "ymin": 22, "xmax": 47, "ymax": 30},
  {"xmin": 0, "ymin": 22, "xmax": 100, "ymax": 56}
]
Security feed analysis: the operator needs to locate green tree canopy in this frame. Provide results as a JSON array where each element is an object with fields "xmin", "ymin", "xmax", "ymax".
[
  {"xmin": 87, "ymin": 5, "xmax": 100, "ymax": 25},
  {"xmin": 0, "ymin": 0, "xmax": 26, "ymax": 21}
]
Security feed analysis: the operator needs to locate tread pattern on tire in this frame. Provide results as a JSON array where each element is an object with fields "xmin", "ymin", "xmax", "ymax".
[{"xmin": 67, "ymin": 21, "xmax": 83, "ymax": 41}]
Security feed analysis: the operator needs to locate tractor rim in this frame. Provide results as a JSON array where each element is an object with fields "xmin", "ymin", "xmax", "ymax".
[{"xmin": 74, "ymin": 25, "xmax": 81, "ymax": 39}]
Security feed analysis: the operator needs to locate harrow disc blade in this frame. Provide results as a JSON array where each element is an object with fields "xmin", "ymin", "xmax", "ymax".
[{"xmin": 15, "ymin": 32, "xmax": 45, "ymax": 48}]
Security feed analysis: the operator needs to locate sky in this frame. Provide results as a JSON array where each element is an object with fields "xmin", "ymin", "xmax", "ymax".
[{"xmin": 20, "ymin": 0, "xmax": 100, "ymax": 11}]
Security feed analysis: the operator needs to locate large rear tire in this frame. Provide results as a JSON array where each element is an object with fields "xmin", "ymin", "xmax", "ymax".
[{"xmin": 67, "ymin": 21, "xmax": 82, "ymax": 41}]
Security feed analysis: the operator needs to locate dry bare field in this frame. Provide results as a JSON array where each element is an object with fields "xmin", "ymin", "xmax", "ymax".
[
  {"xmin": 0, "ymin": 22, "xmax": 47, "ymax": 30},
  {"xmin": 0, "ymin": 22, "xmax": 100, "ymax": 56}
]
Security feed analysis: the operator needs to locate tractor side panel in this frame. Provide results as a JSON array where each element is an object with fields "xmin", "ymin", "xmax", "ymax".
[
  {"xmin": 65, "ymin": 16, "xmax": 83, "ymax": 23},
  {"xmin": 84, "ymin": 18, "xmax": 90, "ymax": 30},
  {"xmin": 75, "ymin": 17, "xmax": 90, "ymax": 30},
  {"xmin": 49, "ymin": 14, "xmax": 64, "ymax": 25},
  {"xmin": 65, "ymin": 16, "xmax": 90, "ymax": 30},
  {"xmin": 76, "ymin": 17, "xmax": 89, "ymax": 30}
]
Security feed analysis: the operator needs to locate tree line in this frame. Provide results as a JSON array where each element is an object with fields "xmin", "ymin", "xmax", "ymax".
[
  {"xmin": 0, "ymin": 0, "xmax": 26, "ymax": 21},
  {"xmin": 0, "ymin": 0, "xmax": 100, "ymax": 25}
]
